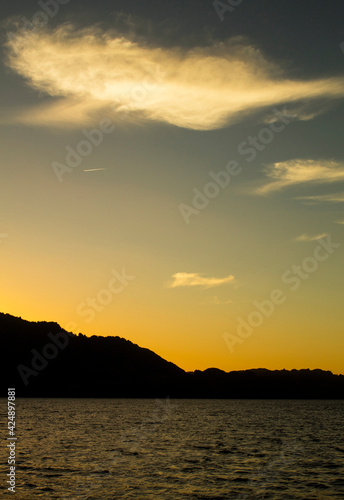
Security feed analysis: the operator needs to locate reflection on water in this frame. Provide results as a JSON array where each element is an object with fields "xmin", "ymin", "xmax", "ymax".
[{"xmin": 0, "ymin": 399, "xmax": 343, "ymax": 499}]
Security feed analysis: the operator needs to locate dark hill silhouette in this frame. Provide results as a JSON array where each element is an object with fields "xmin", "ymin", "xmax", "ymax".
[{"xmin": 1, "ymin": 312, "xmax": 343, "ymax": 398}]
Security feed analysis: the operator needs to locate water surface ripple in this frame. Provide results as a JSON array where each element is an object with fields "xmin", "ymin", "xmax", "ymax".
[{"xmin": 1, "ymin": 399, "xmax": 343, "ymax": 499}]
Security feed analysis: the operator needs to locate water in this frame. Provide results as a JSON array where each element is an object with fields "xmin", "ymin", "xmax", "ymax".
[{"xmin": 1, "ymin": 399, "xmax": 344, "ymax": 499}]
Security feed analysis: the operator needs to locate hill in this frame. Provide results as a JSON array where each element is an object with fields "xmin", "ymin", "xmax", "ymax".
[{"xmin": 1, "ymin": 312, "xmax": 343, "ymax": 398}]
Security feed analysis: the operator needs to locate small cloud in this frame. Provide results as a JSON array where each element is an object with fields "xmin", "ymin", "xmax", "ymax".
[
  {"xmin": 206, "ymin": 296, "xmax": 233, "ymax": 305},
  {"xmin": 298, "ymin": 192, "xmax": 344, "ymax": 203},
  {"xmin": 256, "ymin": 159, "xmax": 344, "ymax": 195},
  {"xmin": 263, "ymin": 105, "xmax": 324, "ymax": 124},
  {"xmin": 295, "ymin": 233, "xmax": 328, "ymax": 242},
  {"xmin": 335, "ymin": 220, "xmax": 344, "ymax": 224},
  {"xmin": 167, "ymin": 272, "xmax": 235, "ymax": 289}
]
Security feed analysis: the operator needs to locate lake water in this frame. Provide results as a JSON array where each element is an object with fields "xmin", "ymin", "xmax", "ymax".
[{"xmin": 1, "ymin": 399, "xmax": 344, "ymax": 499}]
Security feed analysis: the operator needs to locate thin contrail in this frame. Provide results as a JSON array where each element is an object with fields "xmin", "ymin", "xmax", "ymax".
[{"xmin": 83, "ymin": 168, "xmax": 107, "ymax": 172}]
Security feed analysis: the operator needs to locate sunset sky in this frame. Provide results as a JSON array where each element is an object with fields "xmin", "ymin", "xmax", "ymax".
[{"xmin": 1, "ymin": 0, "xmax": 343, "ymax": 373}]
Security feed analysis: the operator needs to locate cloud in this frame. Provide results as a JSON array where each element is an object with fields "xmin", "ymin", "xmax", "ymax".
[
  {"xmin": 298, "ymin": 192, "xmax": 344, "ymax": 203},
  {"xmin": 4, "ymin": 25, "xmax": 344, "ymax": 130},
  {"xmin": 257, "ymin": 159, "xmax": 344, "ymax": 194},
  {"xmin": 167, "ymin": 272, "xmax": 235, "ymax": 289},
  {"xmin": 295, "ymin": 233, "xmax": 328, "ymax": 242},
  {"xmin": 263, "ymin": 105, "xmax": 326, "ymax": 124},
  {"xmin": 206, "ymin": 296, "xmax": 233, "ymax": 305},
  {"xmin": 335, "ymin": 220, "xmax": 344, "ymax": 224}
]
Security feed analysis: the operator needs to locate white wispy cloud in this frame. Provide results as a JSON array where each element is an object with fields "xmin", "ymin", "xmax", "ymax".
[
  {"xmin": 263, "ymin": 105, "xmax": 326, "ymax": 124},
  {"xmin": 295, "ymin": 233, "xmax": 328, "ymax": 242},
  {"xmin": 206, "ymin": 296, "xmax": 233, "ymax": 305},
  {"xmin": 167, "ymin": 272, "xmax": 235, "ymax": 289},
  {"xmin": 4, "ymin": 25, "xmax": 344, "ymax": 130},
  {"xmin": 257, "ymin": 159, "xmax": 344, "ymax": 194},
  {"xmin": 299, "ymin": 192, "xmax": 344, "ymax": 203}
]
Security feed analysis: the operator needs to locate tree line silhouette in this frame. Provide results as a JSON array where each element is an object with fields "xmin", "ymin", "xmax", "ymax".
[{"xmin": 1, "ymin": 312, "xmax": 343, "ymax": 398}]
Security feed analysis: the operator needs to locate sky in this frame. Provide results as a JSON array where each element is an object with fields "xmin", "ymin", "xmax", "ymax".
[{"xmin": 0, "ymin": 0, "xmax": 343, "ymax": 373}]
